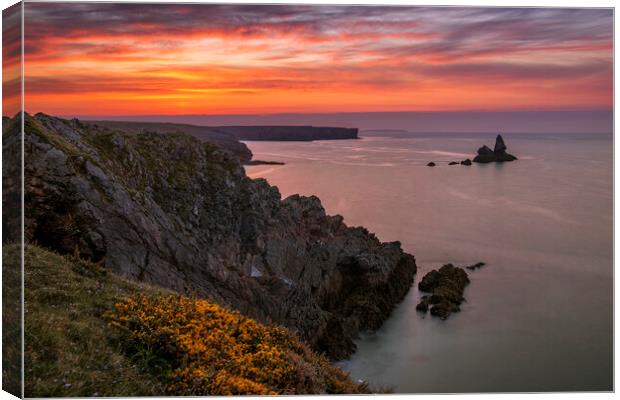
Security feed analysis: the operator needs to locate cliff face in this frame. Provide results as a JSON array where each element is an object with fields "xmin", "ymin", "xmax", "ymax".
[
  {"xmin": 214, "ymin": 126, "xmax": 359, "ymax": 141},
  {"xmin": 13, "ymin": 113, "xmax": 415, "ymax": 360}
]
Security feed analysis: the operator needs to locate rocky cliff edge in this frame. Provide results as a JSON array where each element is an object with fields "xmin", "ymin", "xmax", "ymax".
[{"xmin": 6, "ymin": 113, "xmax": 416, "ymax": 360}]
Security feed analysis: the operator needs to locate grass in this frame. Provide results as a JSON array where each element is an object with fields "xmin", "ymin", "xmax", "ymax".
[
  {"xmin": 2, "ymin": 243, "xmax": 22, "ymax": 397},
  {"xmin": 12, "ymin": 244, "xmax": 369, "ymax": 396},
  {"xmin": 16, "ymin": 244, "xmax": 166, "ymax": 397}
]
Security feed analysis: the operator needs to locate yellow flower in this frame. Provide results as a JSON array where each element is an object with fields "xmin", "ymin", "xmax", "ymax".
[{"xmin": 105, "ymin": 293, "xmax": 367, "ymax": 395}]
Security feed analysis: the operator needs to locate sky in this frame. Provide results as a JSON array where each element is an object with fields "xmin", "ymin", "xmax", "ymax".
[
  {"xmin": 4, "ymin": 3, "xmax": 615, "ymax": 117},
  {"xmin": 2, "ymin": 3, "xmax": 22, "ymax": 117}
]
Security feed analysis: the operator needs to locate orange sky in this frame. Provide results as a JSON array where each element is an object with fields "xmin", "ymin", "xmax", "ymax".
[{"xmin": 4, "ymin": 4, "xmax": 614, "ymax": 116}]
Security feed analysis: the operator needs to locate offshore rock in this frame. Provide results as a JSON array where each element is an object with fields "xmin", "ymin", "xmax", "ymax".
[
  {"xmin": 9, "ymin": 113, "xmax": 417, "ymax": 360},
  {"xmin": 473, "ymin": 134, "xmax": 517, "ymax": 163},
  {"xmin": 494, "ymin": 135, "xmax": 507, "ymax": 153},
  {"xmin": 416, "ymin": 264, "xmax": 469, "ymax": 320},
  {"xmin": 465, "ymin": 262, "xmax": 486, "ymax": 270}
]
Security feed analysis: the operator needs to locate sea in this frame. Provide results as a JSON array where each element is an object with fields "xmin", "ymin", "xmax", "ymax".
[{"xmin": 243, "ymin": 131, "xmax": 613, "ymax": 393}]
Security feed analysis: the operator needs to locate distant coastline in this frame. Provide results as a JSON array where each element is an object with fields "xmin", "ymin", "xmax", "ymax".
[
  {"xmin": 86, "ymin": 120, "xmax": 358, "ymax": 164},
  {"xmin": 214, "ymin": 125, "xmax": 358, "ymax": 141},
  {"xmin": 75, "ymin": 110, "xmax": 613, "ymax": 134}
]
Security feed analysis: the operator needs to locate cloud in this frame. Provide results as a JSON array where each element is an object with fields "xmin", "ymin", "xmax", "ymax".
[{"xmin": 18, "ymin": 3, "xmax": 614, "ymax": 114}]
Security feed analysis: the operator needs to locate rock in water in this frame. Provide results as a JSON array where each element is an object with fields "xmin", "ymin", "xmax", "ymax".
[
  {"xmin": 465, "ymin": 262, "xmax": 486, "ymax": 270},
  {"xmin": 460, "ymin": 159, "xmax": 472, "ymax": 166},
  {"xmin": 473, "ymin": 145, "xmax": 495, "ymax": 163},
  {"xmin": 473, "ymin": 134, "xmax": 517, "ymax": 163},
  {"xmin": 494, "ymin": 134, "xmax": 507, "ymax": 153},
  {"xmin": 448, "ymin": 161, "xmax": 459, "ymax": 165},
  {"xmin": 10, "ymin": 113, "xmax": 417, "ymax": 361},
  {"xmin": 478, "ymin": 145, "xmax": 494, "ymax": 156},
  {"xmin": 416, "ymin": 264, "xmax": 469, "ymax": 320},
  {"xmin": 416, "ymin": 297, "xmax": 430, "ymax": 312},
  {"xmin": 427, "ymin": 162, "xmax": 436, "ymax": 167}
]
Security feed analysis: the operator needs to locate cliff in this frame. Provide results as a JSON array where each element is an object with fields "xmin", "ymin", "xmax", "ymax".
[
  {"xmin": 213, "ymin": 125, "xmax": 359, "ymax": 141},
  {"xmin": 87, "ymin": 120, "xmax": 253, "ymax": 162},
  {"xmin": 87, "ymin": 121, "xmax": 359, "ymax": 159},
  {"xmin": 11, "ymin": 113, "xmax": 416, "ymax": 360}
]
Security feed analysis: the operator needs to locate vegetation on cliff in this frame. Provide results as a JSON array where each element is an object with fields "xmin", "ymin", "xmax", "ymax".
[
  {"xmin": 14, "ymin": 113, "xmax": 417, "ymax": 360},
  {"xmin": 14, "ymin": 244, "xmax": 367, "ymax": 396},
  {"xmin": 107, "ymin": 294, "xmax": 368, "ymax": 395},
  {"xmin": 85, "ymin": 119, "xmax": 253, "ymax": 162}
]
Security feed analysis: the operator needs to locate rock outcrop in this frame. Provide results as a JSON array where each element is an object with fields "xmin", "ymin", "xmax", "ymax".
[
  {"xmin": 473, "ymin": 134, "xmax": 517, "ymax": 163},
  {"xmin": 9, "ymin": 113, "xmax": 416, "ymax": 360},
  {"xmin": 416, "ymin": 264, "xmax": 469, "ymax": 320}
]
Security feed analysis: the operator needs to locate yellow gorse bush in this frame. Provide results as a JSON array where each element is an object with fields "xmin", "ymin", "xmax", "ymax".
[{"xmin": 106, "ymin": 294, "xmax": 368, "ymax": 395}]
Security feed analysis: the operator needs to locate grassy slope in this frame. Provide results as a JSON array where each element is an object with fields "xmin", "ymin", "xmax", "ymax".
[
  {"xmin": 2, "ymin": 243, "xmax": 21, "ymax": 397},
  {"xmin": 18, "ymin": 244, "xmax": 167, "ymax": 397},
  {"xmin": 14, "ymin": 244, "xmax": 367, "ymax": 396}
]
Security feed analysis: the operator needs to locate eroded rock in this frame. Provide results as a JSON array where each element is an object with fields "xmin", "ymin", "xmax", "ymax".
[
  {"xmin": 473, "ymin": 135, "xmax": 517, "ymax": 163},
  {"xmin": 416, "ymin": 264, "xmax": 469, "ymax": 320}
]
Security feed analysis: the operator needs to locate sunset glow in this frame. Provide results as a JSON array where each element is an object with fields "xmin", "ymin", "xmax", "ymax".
[{"xmin": 9, "ymin": 4, "xmax": 614, "ymax": 116}]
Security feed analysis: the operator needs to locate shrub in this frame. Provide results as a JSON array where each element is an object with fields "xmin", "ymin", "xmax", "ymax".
[{"xmin": 106, "ymin": 294, "xmax": 368, "ymax": 395}]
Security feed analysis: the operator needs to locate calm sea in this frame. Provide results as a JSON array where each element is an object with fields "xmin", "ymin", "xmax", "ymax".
[{"xmin": 244, "ymin": 132, "xmax": 613, "ymax": 393}]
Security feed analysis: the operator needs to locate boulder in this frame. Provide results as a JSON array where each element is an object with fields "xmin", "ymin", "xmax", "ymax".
[
  {"xmin": 430, "ymin": 302, "xmax": 460, "ymax": 319},
  {"xmin": 427, "ymin": 162, "xmax": 436, "ymax": 167},
  {"xmin": 460, "ymin": 159, "xmax": 472, "ymax": 166},
  {"xmin": 415, "ymin": 297, "xmax": 429, "ymax": 312},
  {"xmin": 448, "ymin": 161, "xmax": 459, "ymax": 165}
]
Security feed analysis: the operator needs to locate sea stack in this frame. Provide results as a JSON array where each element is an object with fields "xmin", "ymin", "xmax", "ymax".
[{"xmin": 473, "ymin": 134, "xmax": 517, "ymax": 163}]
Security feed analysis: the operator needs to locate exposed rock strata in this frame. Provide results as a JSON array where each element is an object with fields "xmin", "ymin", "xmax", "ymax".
[{"xmin": 10, "ymin": 113, "xmax": 416, "ymax": 360}]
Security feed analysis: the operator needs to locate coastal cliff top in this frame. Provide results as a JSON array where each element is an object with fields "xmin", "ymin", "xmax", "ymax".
[{"xmin": 9, "ymin": 112, "xmax": 416, "ymax": 362}]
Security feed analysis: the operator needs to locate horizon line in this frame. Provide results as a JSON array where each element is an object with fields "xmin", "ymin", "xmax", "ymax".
[{"xmin": 60, "ymin": 108, "xmax": 613, "ymax": 119}]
